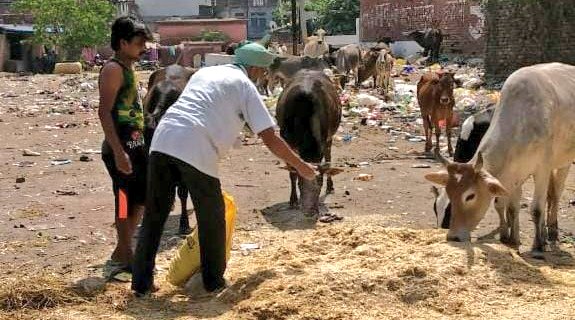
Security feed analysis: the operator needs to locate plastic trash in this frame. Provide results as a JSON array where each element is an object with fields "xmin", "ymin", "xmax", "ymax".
[
  {"xmin": 166, "ymin": 192, "xmax": 237, "ymax": 287},
  {"xmin": 354, "ymin": 174, "xmax": 374, "ymax": 181},
  {"xmin": 51, "ymin": 159, "xmax": 72, "ymax": 166}
]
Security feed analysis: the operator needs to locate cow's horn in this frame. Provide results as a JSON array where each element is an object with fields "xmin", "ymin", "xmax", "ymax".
[
  {"xmin": 474, "ymin": 152, "xmax": 483, "ymax": 172},
  {"xmin": 436, "ymin": 152, "xmax": 452, "ymax": 167}
]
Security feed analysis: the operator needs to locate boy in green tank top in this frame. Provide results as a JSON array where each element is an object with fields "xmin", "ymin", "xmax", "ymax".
[{"xmin": 98, "ymin": 17, "xmax": 152, "ymax": 279}]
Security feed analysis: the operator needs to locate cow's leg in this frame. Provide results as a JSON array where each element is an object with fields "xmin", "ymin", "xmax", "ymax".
[
  {"xmin": 325, "ymin": 140, "xmax": 335, "ymax": 194},
  {"xmin": 506, "ymin": 188, "xmax": 522, "ymax": 247},
  {"xmin": 433, "ymin": 121, "xmax": 441, "ymax": 155},
  {"xmin": 446, "ymin": 114, "xmax": 454, "ymax": 156},
  {"xmin": 423, "ymin": 48, "xmax": 429, "ymax": 57},
  {"xmin": 422, "ymin": 114, "xmax": 432, "ymax": 153},
  {"xmin": 547, "ymin": 166, "xmax": 570, "ymax": 244},
  {"xmin": 479, "ymin": 197, "xmax": 507, "ymax": 241},
  {"xmin": 177, "ymin": 185, "xmax": 192, "ymax": 235},
  {"xmin": 530, "ymin": 169, "xmax": 551, "ymax": 258},
  {"xmin": 289, "ymin": 171, "xmax": 299, "ymax": 208}
]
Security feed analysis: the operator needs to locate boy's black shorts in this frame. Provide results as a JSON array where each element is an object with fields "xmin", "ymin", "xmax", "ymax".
[{"xmin": 102, "ymin": 144, "xmax": 147, "ymax": 218}]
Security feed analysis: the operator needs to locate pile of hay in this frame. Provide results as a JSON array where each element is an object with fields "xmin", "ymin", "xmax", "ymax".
[{"xmin": 2, "ymin": 219, "xmax": 575, "ymax": 319}]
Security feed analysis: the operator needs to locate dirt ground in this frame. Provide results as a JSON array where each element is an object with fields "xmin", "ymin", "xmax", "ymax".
[{"xmin": 0, "ymin": 71, "xmax": 574, "ymax": 320}]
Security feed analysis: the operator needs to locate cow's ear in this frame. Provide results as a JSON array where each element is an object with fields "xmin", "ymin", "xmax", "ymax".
[
  {"xmin": 425, "ymin": 171, "xmax": 449, "ymax": 186},
  {"xmin": 485, "ymin": 177, "xmax": 508, "ymax": 196}
]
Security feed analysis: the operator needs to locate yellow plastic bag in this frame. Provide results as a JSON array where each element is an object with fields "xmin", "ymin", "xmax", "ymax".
[{"xmin": 166, "ymin": 192, "xmax": 237, "ymax": 287}]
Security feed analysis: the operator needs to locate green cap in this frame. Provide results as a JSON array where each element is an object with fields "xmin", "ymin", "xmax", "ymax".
[{"xmin": 234, "ymin": 41, "xmax": 275, "ymax": 68}]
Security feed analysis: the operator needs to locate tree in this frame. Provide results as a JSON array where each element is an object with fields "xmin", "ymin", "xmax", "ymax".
[
  {"xmin": 308, "ymin": 0, "xmax": 359, "ymax": 35},
  {"xmin": 12, "ymin": 0, "xmax": 116, "ymax": 61}
]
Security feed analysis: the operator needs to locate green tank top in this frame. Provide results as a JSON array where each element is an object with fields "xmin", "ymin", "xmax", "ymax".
[{"xmin": 104, "ymin": 58, "xmax": 145, "ymax": 153}]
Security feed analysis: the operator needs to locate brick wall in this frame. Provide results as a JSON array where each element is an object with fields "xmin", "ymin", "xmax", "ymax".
[
  {"xmin": 485, "ymin": 0, "xmax": 575, "ymax": 82},
  {"xmin": 155, "ymin": 19, "xmax": 247, "ymax": 45},
  {"xmin": 360, "ymin": 0, "xmax": 486, "ymax": 55}
]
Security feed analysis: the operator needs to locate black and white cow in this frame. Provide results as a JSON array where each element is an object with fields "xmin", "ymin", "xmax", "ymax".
[{"xmin": 432, "ymin": 105, "xmax": 495, "ymax": 228}]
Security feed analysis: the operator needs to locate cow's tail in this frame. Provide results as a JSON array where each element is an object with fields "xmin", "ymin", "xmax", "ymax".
[{"xmin": 280, "ymin": 90, "xmax": 323, "ymax": 162}]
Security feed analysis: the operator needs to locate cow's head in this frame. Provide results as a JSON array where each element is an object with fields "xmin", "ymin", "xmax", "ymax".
[
  {"xmin": 284, "ymin": 164, "xmax": 343, "ymax": 215},
  {"xmin": 425, "ymin": 153, "xmax": 508, "ymax": 242},
  {"xmin": 430, "ymin": 72, "xmax": 455, "ymax": 106}
]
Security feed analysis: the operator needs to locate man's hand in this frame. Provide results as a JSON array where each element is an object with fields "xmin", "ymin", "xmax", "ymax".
[
  {"xmin": 296, "ymin": 162, "xmax": 317, "ymax": 181},
  {"xmin": 114, "ymin": 151, "xmax": 133, "ymax": 175}
]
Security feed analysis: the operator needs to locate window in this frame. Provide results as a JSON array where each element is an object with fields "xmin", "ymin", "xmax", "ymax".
[{"xmin": 252, "ymin": 0, "xmax": 265, "ymax": 7}]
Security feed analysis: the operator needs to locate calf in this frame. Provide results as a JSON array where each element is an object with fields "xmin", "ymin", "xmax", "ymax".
[
  {"xmin": 144, "ymin": 64, "xmax": 195, "ymax": 235},
  {"xmin": 268, "ymin": 55, "xmax": 329, "ymax": 88},
  {"xmin": 417, "ymin": 71, "xmax": 456, "ymax": 156},
  {"xmin": 335, "ymin": 44, "xmax": 362, "ymax": 87},
  {"xmin": 276, "ymin": 70, "xmax": 343, "ymax": 216},
  {"xmin": 432, "ymin": 105, "xmax": 495, "ymax": 229},
  {"xmin": 375, "ymin": 49, "xmax": 394, "ymax": 97},
  {"xmin": 357, "ymin": 49, "xmax": 381, "ymax": 87},
  {"xmin": 425, "ymin": 63, "xmax": 575, "ymax": 258}
]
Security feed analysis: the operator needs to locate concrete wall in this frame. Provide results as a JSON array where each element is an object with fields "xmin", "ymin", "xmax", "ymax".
[
  {"xmin": 360, "ymin": 0, "xmax": 486, "ymax": 56},
  {"xmin": 155, "ymin": 19, "xmax": 247, "ymax": 45},
  {"xmin": 205, "ymin": 53, "xmax": 234, "ymax": 67},
  {"xmin": 485, "ymin": 0, "xmax": 575, "ymax": 82}
]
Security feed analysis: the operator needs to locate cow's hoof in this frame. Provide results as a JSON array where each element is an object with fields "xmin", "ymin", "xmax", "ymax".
[
  {"xmin": 326, "ymin": 188, "xmax": 335, "ymax": 195},
  {"xmin": 500, "ymin": 234, "xmax": 520, "ymax": 248},
  {"xmin": 178, "ymin": 226, "xmax": 192, "ymax": 236},
  {"xmin": 547, "ymin": 229, "xmax": 559, "ymax": 243}
]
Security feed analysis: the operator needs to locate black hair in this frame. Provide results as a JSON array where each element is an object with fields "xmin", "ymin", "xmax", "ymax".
[{"xmin": 110, "ymin": 16, "xmax": 152, "ymax": 51}]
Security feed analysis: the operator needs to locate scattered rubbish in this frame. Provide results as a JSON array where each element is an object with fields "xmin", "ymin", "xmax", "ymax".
[
  {"xmin": 408, "ymin": 138, "xmax": 425, "ymax": 143},
  {"xmin": 22, "ymin": 149, "xmax": 41, "ymax": 156},
  {"xmin": 234, "ymin": 184, "xmax": 259, "ymax": 188},
  {"xmin": 344, "ymin": 190, "xmax": 351, "ymax": 196},
  {"xmin": 27, "ymin": 223, "xmax": 66, "ymax": 231},
  {"xmin": 51, "ymin": 159, "xmax": 72, "ymax": 166},
  {"xmin": 388, "ymin": 147, "xmax": 399, "ymax": 151},
  {"xmin": 79, "ymin": 155, "xmax": 93, "ymax": 162},
  {"xmin": 354, "ymin": 174, "xmax": 374, "ymax": 182},
  {"xmin": 358, "ymin": 162, "xmax": 370, "ymax": 167},
  {"xmin": 342, "ymin": 133, "xmax": 353, "ymax": 143},
  {"xmin": 15, "ymin": 177, "xmax": 26, "ymax": 183},
  {"xmin": 240, "ymin": 243, "xmax": 261, "ymax": 251},
  {"xmin": 55, "ymin": 190, "xmax": 78, "ymax": 196},
  {"xmin": 411, "ymin": 164, "xmax": 432, "ymax": 169},
  {"xmin": 80, "ymin": 82, "xmax": 95, "ymax": 91},
  {"xmin": 81, "ymin": 149, "xmax": 102, "ymax": 154}
]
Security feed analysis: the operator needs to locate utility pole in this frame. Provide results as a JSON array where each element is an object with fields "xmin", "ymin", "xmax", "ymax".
[{"xmin": 291, "ymin": 0, "xmax": 297, "ymax": 55}]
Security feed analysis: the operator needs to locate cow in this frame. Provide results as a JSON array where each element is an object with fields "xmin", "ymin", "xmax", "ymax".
[
  {"xmin": 375, "ymin": 49, "xmax": 394, "ymax": 98},
  {"xmin": 417, "ymin": 71, "xmax": 456, "ymax": 156},
  {"xmin": 144, "ymin": 64, "xmax": 195, "ymax": 235},
  {"xmin": 425, "ymin": 63, "xmax": 575, "ymax": 258},
  {"xmin": 275, "ymin": 70, "xmax": 343, "ymax": 218},
  {"xmin": 303, "ymin": 29, "xmax": 329, "ymax": 58},
  {"xmin": 268, "ymin": 42, "xmax": 288, "ymax": 56},
  {"xmin": 268, "ymin": 55, "xmax": 329, "ymax": 88},
  {"xmin": 405, "ymin": 28, "xmax": 443, "ymax": 64},
  {"xmin": 357, "ymin": 48, "xmax": 380, "ymax": 87},
  {"xmin": 432, "ymin": 105, "xmax": 496, "ymax": 229},
  {"xmin": 335, "ymin": 44, "xmax": 362, "ymax": 87}
]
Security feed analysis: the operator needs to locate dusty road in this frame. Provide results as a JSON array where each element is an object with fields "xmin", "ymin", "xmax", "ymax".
[{"xmin": 0, "ymin": 71, "xmax": 574, "ymax": 319}]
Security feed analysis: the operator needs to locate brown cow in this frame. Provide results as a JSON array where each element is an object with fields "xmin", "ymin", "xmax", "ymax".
[
  {"xmin": 417, "ymin": 71, "xmax": 456, "ymax": 156},
  {"xmin": 276, "ymin": 70, "xmax": 343, "ymax": 217}
]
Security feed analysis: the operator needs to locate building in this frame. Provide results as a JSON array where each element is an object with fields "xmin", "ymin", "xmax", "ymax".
[
  {"xmin": 216, "ymin": 0, "xmax": 278, "ymax": 40},
  {"xmin": 135, "ymin": 0, "xmax": 213, "ymax": 22},
  {"xmin": 360, "ymin": 0, "xmax": 486, "ymax": 56}
]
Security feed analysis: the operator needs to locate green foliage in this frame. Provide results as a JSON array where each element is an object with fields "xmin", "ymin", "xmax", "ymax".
[
  {"xmin": 273, "ymin": 0, "xmax": 359, "ymax": 35},
  {"xmin": 12, "ymin": 0, "xmax": 115, "ymax": 61},
  {"xmin": 191, "ymin": 30, "xmax": 229, "ymax": 42}
]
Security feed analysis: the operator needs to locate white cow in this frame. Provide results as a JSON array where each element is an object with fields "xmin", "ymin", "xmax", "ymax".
[
  {"xmin": 425, "ymin": 63, "xmax": 575, "ymax": 258},
  {"xmin": 303, "ymin": 29, "xmax": 328, "ymax": 58}
]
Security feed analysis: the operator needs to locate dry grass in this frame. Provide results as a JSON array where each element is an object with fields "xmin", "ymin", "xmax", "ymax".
[{"xmin": 2, "ymin": 216, "xmax": 575, "ymax": 320}]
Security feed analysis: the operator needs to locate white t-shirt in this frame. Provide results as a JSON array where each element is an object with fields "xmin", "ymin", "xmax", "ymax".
[{"xmin": 150, "ymin": 64, "xmax": 276, "ymax": 178}]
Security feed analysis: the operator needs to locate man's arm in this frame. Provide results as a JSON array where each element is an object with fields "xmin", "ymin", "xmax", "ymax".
[
  {"xmin": 258, "ymin": 128, "xmax": 316, "ymax": 180},
  {"xmin": 98, "ymin": 63, "xmax": 132, "ymax": 175}
]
